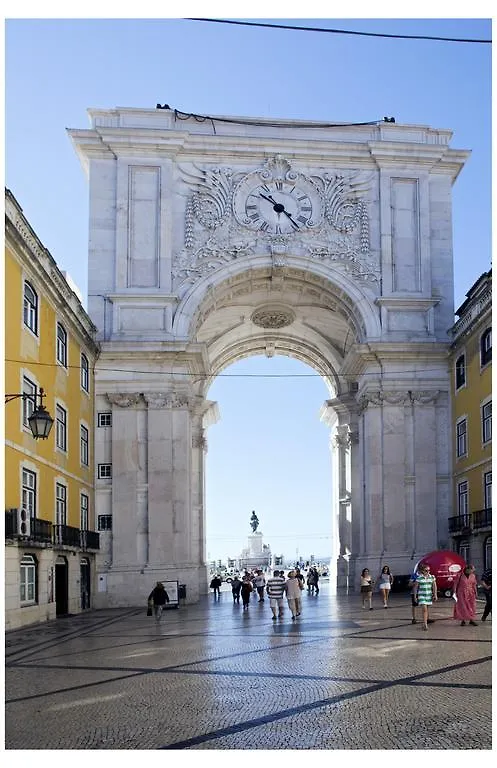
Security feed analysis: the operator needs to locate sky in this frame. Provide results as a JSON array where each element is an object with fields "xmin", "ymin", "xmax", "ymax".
[{"xmin": 3, "ymin": 10, "xmax": 493, "ymax": 565}]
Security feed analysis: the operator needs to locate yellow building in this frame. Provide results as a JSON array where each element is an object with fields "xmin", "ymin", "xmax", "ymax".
[
  {"xmin": 449, "ymin": 270, "xmax": 492, "ymax": 574},
  {"xmin": 4, "ymin": 188, "xmax": 100, "ymax": 629}
]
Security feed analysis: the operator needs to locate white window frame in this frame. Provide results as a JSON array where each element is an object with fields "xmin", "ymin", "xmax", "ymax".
[
  {"xmin": 55, "ymin": 482, "xmax": 67, "ymax": 526},
  {"xmin": 458, "ymin": 540, "xmax": 470, "ymax": 564},
  {"xmin": 481, "ymin": 327, "xmax": 492, "ymax": 368},
  {"xmin": 97, "ymin": 412, "xmax": 112, "ymax": 428},
  {"xmin": 22, "ymin": 376, "xmax": 37, "ymax": 430},
  {"xmin": 80, "ymin": 352, "xmax": 90, "ymax": 393},
  {"xmin": 457, "ymin": 480, "xmax": 469, "ymax": 520},
  {"xmin": 456, "ymin": 417, "xmax": 468, "ymax": 458},
  {"xmin": 97, "ymin": 515, "xmax": 112, "ymax": 531},
  {"xmin": 23, "ymin": 281, "xmax": 38, "ymax": 335},
  {"xmin": 20, "ymin": 554, "xmax": 37, "ymax": 605},
  {"xmin": 56, "ymin": 322, "xmax": 68, "ymax": 368},
  {"xmin": 80, "ymin": 493, "xmax": 89, "ymax": 531},
  {"xmin": 80, "ymin": 423, "xmax": 89, "ymax": 466},
  {"xmin": 98, "ymin": 463, "xmax": 112, "ymax": 479},
  {"xmin": 482, "ymin": 400, "xmax": 492, "ymax": 444},
  {"xmin": 455, "ymin": 352, "xmax": 466, "ymax": 390},
  {"xmin": 484, "ymin": 471, "xmax": 492, "ymax": 509},
  {"xmin": 55, "ymin": 403, "xmax": 67, "ymax": 452},
  {"xmin": 22, "ymin": 468, "xmax": 37, "ymax": 522}
]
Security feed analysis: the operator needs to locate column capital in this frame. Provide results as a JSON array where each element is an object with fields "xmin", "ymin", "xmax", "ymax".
[
  {"xmin": 143, "ymin": 391, "xmax": 195, "ymax": 409},
  {"xmin": 107, "ymin": 393, "xmax": 142, "ymax": 408}
]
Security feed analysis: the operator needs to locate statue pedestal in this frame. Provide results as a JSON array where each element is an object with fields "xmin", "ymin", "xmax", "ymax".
[{"xmin": 247, "ymin": 532, "xmax": 263, "ymax": 557}]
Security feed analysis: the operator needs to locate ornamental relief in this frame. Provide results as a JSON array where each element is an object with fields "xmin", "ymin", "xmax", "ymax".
[
  {"xmin": 143, "ymin": 392, "xmax": 195, "ymax": 409},
  {"xmin": 358, "ymin": 390, "xmax": 440, "ymax": 410},
  {"xmin": 107, "ymin": 393, "xmax": 142, "ymax": 408},
  {"xmin": 174, "ymin": 155, "xmax": 379, "ymax": 291}
]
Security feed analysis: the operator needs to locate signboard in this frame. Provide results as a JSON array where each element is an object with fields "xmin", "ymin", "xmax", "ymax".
[{"xmin": 160, "ymin": 580, "xmax": 179, "ymax": 608}]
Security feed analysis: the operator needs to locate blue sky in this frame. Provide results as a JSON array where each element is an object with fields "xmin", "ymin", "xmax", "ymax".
[{"xmin": 4, "ymin": 14, "xmax": 492, "ymax": 563}]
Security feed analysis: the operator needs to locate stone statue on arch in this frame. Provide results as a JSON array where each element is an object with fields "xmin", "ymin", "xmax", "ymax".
[{"xmin": 250, "ymin": 510, "xmax": 259, "ymax": 533}]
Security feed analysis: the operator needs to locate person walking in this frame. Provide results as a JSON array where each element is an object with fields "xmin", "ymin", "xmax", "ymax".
[
  {"xmin": 295, "ymin": 567, "xmax": 305, "ymax": 589},
  {"xmin": 453, "ymin": 564, "xmax": 478, "ymax": 626},
  {"xmin": 231, "ymin": 575, "xmax": 242, "ymax": 604},
  {"xmin": 254, "ymin": 570, "xmax": 266, "ymax": 602},
  {"xmin": 413, "ymin": 563, "xmax": 437, "ymax": 630},
  {"xmin": 311, "ymin": 566, "xmax": 320, "ymax": 594},
  {"xmin": 285, "ymin": 570, "xmax": 302, "ymax": 620},
  {"xmin": 147, "ymin": 581, "xmax": 170, "ymax": 622},
  {"xmin": 360, "ymin": 568, "xmax": 374, "ymax": 610},
  {"xmin": 307, "ymin": 568, "xmax": 316, "ymax": 594},
  {"xmin": 408, "ymin": 568, "xmax": 420, "ymax": 624},
  {"xmin": 240, "ymin": 576, "xmax": 253, "ymax": 609},
  {"xmin": 210, "ymin": 574, "xmax": 222, "ymax": 599},
  {"xmin": 480, "ymin": 567, "xmax": 492, "ymax": 622},
  {"xmin": 378, "ymin": 565, "xmax": 393, "ymax": 608},
  {"xmin": 266, "ymin": 569, "xmax": 287, "ymax": 620}
]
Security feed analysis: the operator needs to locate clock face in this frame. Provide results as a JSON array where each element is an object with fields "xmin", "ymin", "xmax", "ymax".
[{"xmin": 234, "ymin": 176, "xmax": 321, "ymax": 235}]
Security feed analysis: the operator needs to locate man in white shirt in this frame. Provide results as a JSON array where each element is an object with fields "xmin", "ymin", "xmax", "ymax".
[{"xmin": 254, "ymin": 570, "xmax": 266, "ymax": 602}]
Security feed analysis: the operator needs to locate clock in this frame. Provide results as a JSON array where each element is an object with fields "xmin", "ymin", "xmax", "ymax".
[{"xmin": 233, "ymin": 170, "xmax": 322, "ymax": 235}]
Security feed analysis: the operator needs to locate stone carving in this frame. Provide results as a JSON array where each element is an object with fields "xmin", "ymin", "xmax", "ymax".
[
  {"xmin": 107, "ymin": 393, "xmax": 142, "ymax": 408},
  {"xmin": 251, "ymin": 306, "xmax": 295, "ymax": 329},
  {"xmin": 143, "ymin": 392, "xmax": 194, "ymax": 409},
  {"xmin": 358, "ymin": 389, "xmax": 440, "ymax": 411},
  {"xmin": 410, "ymin": 390, "xmax": 440, "ymax": 405},
  {"xmin": 174, "ymin": 157, "xmax": 377, "ymax": 291},
  {"xmin": 334, "ymin": 425, "xmax": 351, "ymax": 449},
  {"xmin": 192, "ymin": 431, "xmax": 207, "ymax": 451}
]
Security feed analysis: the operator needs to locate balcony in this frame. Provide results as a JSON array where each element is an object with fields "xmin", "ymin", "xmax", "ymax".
[
  {"xmin": 472, "ymin": 508, "xmax": 492, "ymax": 530},
  {"xmin": 5, "ymin": 509, "xmax": 99, "ymax": 550},
  {"xmin": 448, "ymin": 514, "xmax": 472, "ymax": 535}
]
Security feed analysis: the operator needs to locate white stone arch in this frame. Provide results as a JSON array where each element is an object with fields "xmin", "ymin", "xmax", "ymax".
[{"xmin": 173, "ymin": 255, "xmax": 381, "ymax": 342}]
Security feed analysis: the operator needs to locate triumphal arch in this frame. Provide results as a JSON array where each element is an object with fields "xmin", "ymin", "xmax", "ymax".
[{"xmin": 69, "ymin": 108, "xmax": 468, "ymax": 605}]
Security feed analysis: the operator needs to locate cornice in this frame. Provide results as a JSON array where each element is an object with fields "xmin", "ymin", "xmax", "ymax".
[
  {"xmin": 340, "ymin": 341, "xmax": 450, "ymax": 376},
  {"xmin": 376, "ymin": 296, "xmax": 441, "ymax": 310}
]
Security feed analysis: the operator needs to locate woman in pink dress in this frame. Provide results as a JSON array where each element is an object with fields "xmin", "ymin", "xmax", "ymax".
[{"xmin": 453, "ymin": 564, "xmax": 478, "ymax": 626}]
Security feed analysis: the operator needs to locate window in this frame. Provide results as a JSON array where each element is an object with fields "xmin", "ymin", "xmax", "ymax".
[
  {"xmin": 56, "ymin": 322, "xmax": 67, "ymax": 367},
  {"xmin": 23, "ymin": 282, "xmax": 38, "ymax": 334},
  {"xmin": 80, "ymin": 494, "xmax": 89, "ymax": 531},
  {"xmin": 457, "ymin": 480, "xmax": 469, "ymax": 520},
  {"xmin": 98, "ymin": 412, "xmax": 112, "ymax": 427},
  {"xmin": 481, "ymin": 328, "xmax": 492, "ymax": 367},
  {"xmin": 80, "ymin": 425, "xmax": 89, "ymax": 466},
  {"xmin": 22, "ymin": 469, "xmax": 37, "ymax": 521},
  {"xmin": 484, "ymin": 471, "xmax": 492, "ymax": 509},
  {"xmin": 56, "ymin": 405, "xmax": 67, "ymax": 451},
  {"xmin": 98, "ymin": 515, "xmax": 113, "ymax": 531},
  {"xmin": 20, "ymin": 554, "xmax": 37, "ymax": 604},
  {"xmin": 455, "ymin": 354, "xmax": 466, "ymax": 389},
  {"xmin": 456, "ymin": 418, "xmax": 467, "ymax": 458},
  {"xmin": 98, "ymin": 463, "xmax": 112, "ymax": 479},
  {"xmin": 55, "ymin": 483, "xmax": 67, "ymax": 526},
  {"xmin": 482, "ymin": 401, "xmax": 492, "ymax": 444},
  {"xmin": 81, "ymin": 353, "xmax": 89, "ymax": 393},
  {"xmin": 484, "ymin": 536, "xmax": 492, "ymax": 570},
  {"xmin": 22, "ymin": 376, "xmax": 37, "ymax": 428},
  {"xmin": 458, "ymin": 540, "xmax": 470, "ymax": 564}
]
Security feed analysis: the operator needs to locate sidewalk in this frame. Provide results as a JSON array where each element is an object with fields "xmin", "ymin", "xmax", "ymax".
[{"xmin": 5, "ymin": 585, "xmax": 492, "ymax": 750}]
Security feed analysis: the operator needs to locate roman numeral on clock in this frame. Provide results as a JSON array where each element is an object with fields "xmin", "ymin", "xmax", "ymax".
[{"xmin": 297, "ymin": 215, "xmax": 308, "ymax": 224}]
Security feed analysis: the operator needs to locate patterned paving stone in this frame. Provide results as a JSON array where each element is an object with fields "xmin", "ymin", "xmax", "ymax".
[{"xmin": 5, "ymin": 586, "xmax": 492, "ymax": 750}]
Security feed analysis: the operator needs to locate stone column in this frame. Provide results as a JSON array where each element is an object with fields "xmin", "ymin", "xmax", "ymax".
[
  {"xmin": 143, "ymin": 391, "xmax": 192, "ymax": 567},
  {"xmin": 107, "ymin": 393, "xmax": 143, "ymax": 567},
  {"xmin": 411, "ymin": 390, "xmax": 439, "ymax": 554}
]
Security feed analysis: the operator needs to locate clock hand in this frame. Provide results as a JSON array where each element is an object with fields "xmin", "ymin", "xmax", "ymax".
[
  {"xmin": 282, "ymin": 209, "xmax": 300, "ymax": 229},
  {"xmin": 258, "ymin": 192, "xmax": 282, "ymax": 209}
]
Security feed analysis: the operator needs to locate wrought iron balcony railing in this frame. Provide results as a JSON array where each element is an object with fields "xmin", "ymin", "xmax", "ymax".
[
  {"xmin": 448, "ymin": 514, "xmax": 472, "ymax": 534},
  {"xmin": 472, "ymin": 508, "xmax": 492, "ymax": 529},
  {"xmin": 5, "ymin": 509, "xmax": 99, "ymax": 550}
]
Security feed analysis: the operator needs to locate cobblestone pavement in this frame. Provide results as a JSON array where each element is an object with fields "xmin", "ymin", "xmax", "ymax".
[{"xmin": 5, "ymin": 584, "xmax": 492, "ymax": 750}]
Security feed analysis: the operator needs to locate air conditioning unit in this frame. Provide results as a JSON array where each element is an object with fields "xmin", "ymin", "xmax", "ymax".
[{"xmin": 17, "ymin": 508, "xmax": 31, "ymax": 537}]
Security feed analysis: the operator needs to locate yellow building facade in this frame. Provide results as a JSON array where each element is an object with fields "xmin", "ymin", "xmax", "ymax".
[
  {"xmin": 449, "ymin": 270, "xmax": 492, "ymax": 575},
  {"xmin": 5, "ymin": 189, "xmax": 100, "ymax": 629}
]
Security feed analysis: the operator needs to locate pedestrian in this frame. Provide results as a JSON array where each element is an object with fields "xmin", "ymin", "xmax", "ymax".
[
  {"xmin": 312, "ymin": 566, "xmax": 320, "ymax": 594},
  {"xmin": 210, "ymin": 574, "xmax": 222, "ymax": 599},
  {"xmin": 295, "ymin": 567, "xmax": 305, "ymax": 589},
  {"xmin": 254, "ymin": 569, "xmax": 266, "ymax": 602},
  {"xmin": 147, "ymin": 581, "xmax": 170, "ymax": 621},
  {"xmin": 285, "ymin": 570, "xmax": 302, "ymax": 620},
  {"xmin": 241, "ymin": 576, "xmax": 253, "ymax": 609},
  {"xmin": 453, "ymin": 564, "xmax": 478, "ymax": 626},
  {"xmin": 307, "ymin": 569, "xmax": 316, "ymax": 594},
  {"xmin": 413, "ymin": 563, "xmax": 437, "ymax": 630},
  {"xmin": 378, "ymin": 565, "xmax": 393, "ymax": 607},
  {"xmin": 231, "ymin": 575, "xmax": 242, "ymax": 604},
  {"xmin": 266, "ymin": 569, "xmax": 287, "ymax": 620},
  {"xmin": 408, "ymin": 568, "xmax": 419, "ymax": 624},
  {"xmin": 480, "ymin": 567, "xmax": 492, "ymax": 622},
  {"xmin": 360, "ymin": 568, "xmax": 374, "ymax": 610}
]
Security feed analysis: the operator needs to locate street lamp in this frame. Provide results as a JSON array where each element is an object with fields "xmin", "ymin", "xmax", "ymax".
[{"xmin": 5, "ymin": 387, "xmax": 54, "ymax": 439}]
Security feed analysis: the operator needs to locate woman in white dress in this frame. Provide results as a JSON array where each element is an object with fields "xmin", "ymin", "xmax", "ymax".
[{"xmin": 378, "ymin": 565, "xmax": 393, "ymax": 608}]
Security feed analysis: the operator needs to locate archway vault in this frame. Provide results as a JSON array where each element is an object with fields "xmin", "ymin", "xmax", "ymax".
[{"xmin": 181, "ymin": 265, "xmax": 378, "ymax": 399}]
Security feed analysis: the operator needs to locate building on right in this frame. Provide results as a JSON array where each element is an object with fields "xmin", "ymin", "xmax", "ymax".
[{"xmin": 448, "ymin": 270, "xmax": 492, "ymax": 575}]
